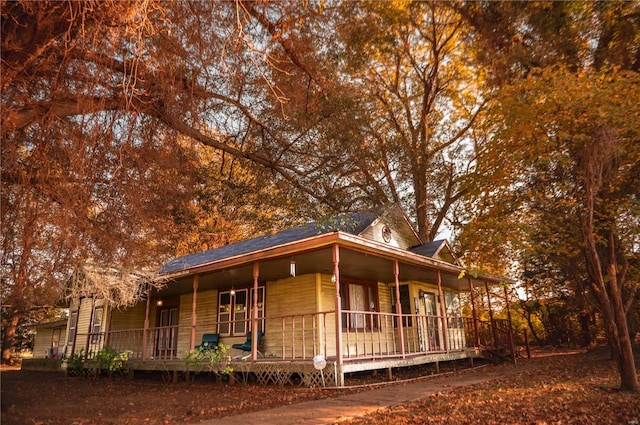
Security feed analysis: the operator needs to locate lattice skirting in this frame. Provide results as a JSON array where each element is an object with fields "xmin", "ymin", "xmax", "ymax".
[{"xmin": 240, "ymin": 362, "xmax": 337, "ymax": 387}]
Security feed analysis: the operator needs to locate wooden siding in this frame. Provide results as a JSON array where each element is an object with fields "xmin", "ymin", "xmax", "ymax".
[
  {"xmin": 360, "ymin": 221, "xmax": 410, "ymax": 249},
  {"xmin": 177, "ymin": 293, "xmax": 192, "ymax": 356},
  {"xmin": 319, "ymin": 273, "xmax": 338, "ymax": 356},
  {"xmin": 194, "ymin": 289, "xmax": 219, "ymax": 340},
  {"xmin": 32, "ymin": 327, "xmax": 62, "ymax": 359},
  {"xmin": 109, "ymin": 304, "xmax": 145, "ymax": 331},
  {"xmin": 66, "ymin": 298, "xmax": 108, "ymax": 355},
  {"xmin": 264, "ymin": 274, "xmax": 317, "ymax": 358}
]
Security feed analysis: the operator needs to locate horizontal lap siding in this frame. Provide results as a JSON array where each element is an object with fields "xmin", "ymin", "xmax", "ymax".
[
  {"xmin": 75, "ymin": 299, "xmax": 99, "ymax": 352},
  {"xmin": 194, "ymin": 290, "xmax": 218, "ymax": 347},
  {"xmin": 177, "ymin": 290, "xmax": 218, "ymax": 356},
  {"xmin": 177, "ymin": 294, "xmax": 192, "ymax": 356},
  {"xmin": 33, "ymin": 328, "xmax": 54, "ymax": 359},
  {"xmin": 320, "ymin": 274, "xmax": 337, "ymax": 357},
  {"xmin": 109, "ymin": 304, "xmax": 145, "ymax": 331},
  {"xmin": 266, "ymin": 274, "xmax": 317, "ymax": 358}
]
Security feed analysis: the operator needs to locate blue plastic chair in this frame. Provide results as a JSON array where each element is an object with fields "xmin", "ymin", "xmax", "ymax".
[
  {"xmin": 232, "ymin": 331, "xmax": 264, "ymax": 358},
  {"xmin": 195, "ymin": 333, "xmax": 219, "ymax": 350}
]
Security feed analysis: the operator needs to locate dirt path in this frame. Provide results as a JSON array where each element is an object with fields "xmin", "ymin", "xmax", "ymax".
[{"xmin": 195, "ymin": 364, "xmax": 524, "ymax": 425}]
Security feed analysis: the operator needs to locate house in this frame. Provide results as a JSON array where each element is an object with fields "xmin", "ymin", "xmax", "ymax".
[
  {"xmin": 55, "ymin": 205, "xmax": 516, "ymax": 386},
  {"xmin": 32, "ymin": 319, "xmax": 67, "ymax": 359}
]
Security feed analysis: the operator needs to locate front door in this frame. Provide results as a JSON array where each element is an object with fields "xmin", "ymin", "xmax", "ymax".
[{"xmin": 156, "ymin": 307, "xmax": 178, "ymax": 358}]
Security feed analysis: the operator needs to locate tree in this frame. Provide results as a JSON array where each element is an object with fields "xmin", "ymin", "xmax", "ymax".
[
  {"xmin": 1, "ymin": 0, "xmax": 331, "ymax": 362},
  {"xmin": 323, "ymin": 1, "xmax": 487, "ymax": 240},
  {"xmin": 457, "ymin": 0, "xmax": 640, "ymax": 391},
  {"xmin": 462, "ymin": 66, "xmax": 639, "ymax": 391}
]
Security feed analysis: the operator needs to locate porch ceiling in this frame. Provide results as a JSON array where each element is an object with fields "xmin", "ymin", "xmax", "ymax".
[{"xmin": 157, "ymin": 246, "xmax": 476, "ymax": 298}]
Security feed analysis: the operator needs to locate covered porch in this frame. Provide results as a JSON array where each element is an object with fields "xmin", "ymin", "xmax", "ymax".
[{"xmin": 74, "ymin": 234, "xmax": 515, "ymax": 386}]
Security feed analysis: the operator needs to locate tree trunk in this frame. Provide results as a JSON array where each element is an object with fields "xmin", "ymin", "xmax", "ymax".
[
  {"xmin": 578, "ymin": 310, "xmax": 592, "ymax": 347},
  {"xmin": 2, "ymin": 310, "xmax": 20, "ymax": 365},
  {"xmin": 607, "ymin": 263, "xmax": 638, "ymax": 392}
]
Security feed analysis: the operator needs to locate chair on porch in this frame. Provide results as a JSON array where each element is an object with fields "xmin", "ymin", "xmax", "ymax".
[
  {"xmin": 232, "ymin": 331, "xmax": 264, "ymax": 359},
  {"xmin": 195, "ymin": 333, "xmax": 219, "ymax": 351}
]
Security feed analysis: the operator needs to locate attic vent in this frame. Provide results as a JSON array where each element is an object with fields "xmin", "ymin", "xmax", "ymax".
[{"xmin": 381, "ymin": 225, "xmax": 392, "ymax": 243}]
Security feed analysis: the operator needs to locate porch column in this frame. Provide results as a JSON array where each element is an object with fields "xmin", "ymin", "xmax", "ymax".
[
  {"xmin": 394, "ymin": 260, "xmax": 405, "ymax": 358},
  {"xmin": 468, "ymin": 277, "xmax": 481, "ymax": 347},
  {"xmin": 141, "ymin": 287, "xmax": 151, "ymax": 361},
  {"xmin": 436, "ymin": 270, "xmax": 449, "ymax": 351},
  {"xmin": 190, "ymin": 275, "xmax": 199, "ymax": 351},
  {"xmin": 485, "ymin": 281, "xmax": 498, "ymax": 348},
  {"xmin": 504, "ymin": 285, "xmax": 516, "ymax": 362},
  {"xmin": 252, "ymin": 262, "xmax": 259, "ymax": 362},
  {"xmin": 333, "ymin": 244, "xmax": 343, "ymax": 372}
]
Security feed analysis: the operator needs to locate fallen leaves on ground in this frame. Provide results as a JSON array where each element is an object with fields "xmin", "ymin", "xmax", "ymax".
[
  {"xmin": 341, "ymin": 347, "xmax": 640, "ymax": 425},
  {"xmin": 1, "ymin": 347, "xmax": 638, "ymax": 425}
]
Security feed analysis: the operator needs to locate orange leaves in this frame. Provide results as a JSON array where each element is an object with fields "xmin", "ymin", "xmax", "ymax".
[{"xmin": 342, "ymin": 348, "xmax": 640, "ymax": 425}]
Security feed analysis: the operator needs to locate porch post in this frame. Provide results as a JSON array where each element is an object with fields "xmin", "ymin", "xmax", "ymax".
[
  {"xmin": 485, "ymin": 281, "xmax": 498, "ymax": 348},
  {"xmin": 504, "ymin": 285, "xmax": 516, "ymax": 362},
  {"xmin": 141, "ymin": 287, "xmax": 151, "ymax": 361},
  {"xmin": 436, "ymin": 270, "xmax": 449, "ymax": 351},
  {"xmin": 252, "ymin": 262, "xmax": 259, "ymax": 362},
  {"xmin": 468, "ymin": 277, "xmax": 481, "ymax": 347},
  {"xmin": 333, "ymin": 245, "xmax": 343, "ymax": 374},
  {"xmin": 394, "ymin": 260, "xmax": 405, "ymax": 358},
  {"xmin": 190, "ymin": 275, "xmax": 199, "ymax": 351}
]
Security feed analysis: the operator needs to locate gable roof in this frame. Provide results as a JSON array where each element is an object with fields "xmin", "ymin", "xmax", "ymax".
[
  {"xmin": 409, "ymin": 239, "xmax": 457, "ymax": 264},
  {"xmin": 160, "ymin": 211, "xmax": 379, "ymax": 274}
]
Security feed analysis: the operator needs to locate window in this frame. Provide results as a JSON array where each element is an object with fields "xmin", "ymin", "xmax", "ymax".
[
  {"xmin": 67, "ymin": 312, "xmax": 78, "ymax": 344},
  {"xmin": 91, "ymin": 307, "xmax": 104, "ymax": 343},
  {"xmin": 52, "ymin": 328, "xmax": 61, "ymax": 349},
  {"xmin": 157, "ymin": 307, "xmax": 178, "ymax": 350},
  {"xmin": 218, "ymin": 286, "xmax": 264, "ymax": 337},
  {"xmin": 340, "ymin": 279, "xmax": 378, "ymax": 329},
  {"xmin": 444, "ymin": 291, "xmax": 463, "ymax": 328},
  {"xmin": 391, "ymin": 284, "xmax": 412, "ymax": 327}
]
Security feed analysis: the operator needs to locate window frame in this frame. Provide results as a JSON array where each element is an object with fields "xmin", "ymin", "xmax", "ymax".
[
  {"xmin": 217, "ymin": 286, "xmax": 265, "ymax": 337},
  {"xmin": 340, "ymin": 278, "xmax": 379, "ymax": 330},
  {"xmin": 91, "ymin": 307, "xmax": 104, "ymax": 343},
  {"xmin": 67, "ymin": 311, "xmax": 78, "ymax": 344}
]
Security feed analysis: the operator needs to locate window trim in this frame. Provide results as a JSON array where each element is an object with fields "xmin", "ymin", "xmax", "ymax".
[
  {"xmin": 217, "ymin": 286, "xmax": 265, "ymax": 337},
  {"xmin": 67, "ymin": 311, "xmax": 78, "ymax": 344},
  {"xmin": 340, "ymin": 277, "xmax": 379, "ymax": 330},
  {"xmin": 91, "ymin": 307, "xmax": 104, "ymax": 343}
]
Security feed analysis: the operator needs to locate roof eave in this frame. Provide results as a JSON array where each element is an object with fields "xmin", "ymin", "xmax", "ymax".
[{"xmin": 162, "ymin": 231, "xmax": 513, "ymax": 286}]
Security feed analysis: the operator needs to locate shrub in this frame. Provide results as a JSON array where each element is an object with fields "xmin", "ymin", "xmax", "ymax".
[{"xmin": 184, "ymin": 344, "xmax": 233, "ymax": 380}]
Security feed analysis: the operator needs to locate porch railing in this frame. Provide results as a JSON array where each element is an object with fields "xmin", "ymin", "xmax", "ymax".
[{"xmin": 72, "ymin": 311, "xmax": 512, "ymax": 363}]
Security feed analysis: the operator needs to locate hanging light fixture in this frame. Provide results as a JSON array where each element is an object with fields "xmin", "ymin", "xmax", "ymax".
[
  {"xmin": 290, "ymin": 259, "xmax": 296, "ymax": 277},
  {"xmin": 230, "ymin": 287, "xmax": 236, "ymax": 296},
  {"xmin": 156, "ymin": 299, "xmax": 163, "ymax": 307}
]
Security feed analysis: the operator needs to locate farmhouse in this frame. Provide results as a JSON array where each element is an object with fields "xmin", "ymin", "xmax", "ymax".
[{"xmin": 37, "ymin": 205, "xmax": 516, "ymax": 386}]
